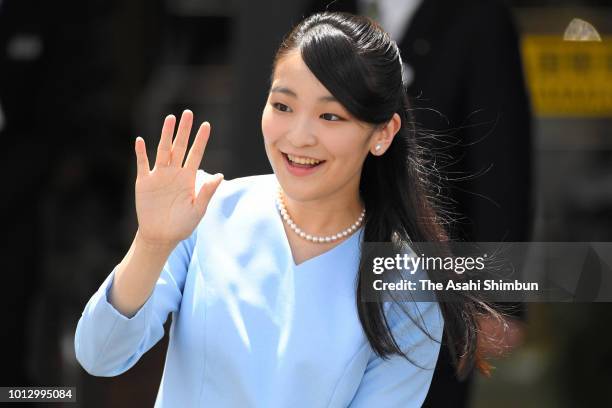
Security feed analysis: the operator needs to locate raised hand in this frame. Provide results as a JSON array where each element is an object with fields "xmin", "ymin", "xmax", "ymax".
[{"xmin": 133, "ymin": 110, "xmax": 223, "ymax": 249}]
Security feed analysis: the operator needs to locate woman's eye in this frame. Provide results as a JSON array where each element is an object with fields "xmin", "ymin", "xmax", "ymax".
[
  {"xmin": 272, "ymin": 102, "xmax": 291, "ymax": 112},
  {"xmin": 321, "ymin": 113, "xmax": 342, "ymax": 121}
]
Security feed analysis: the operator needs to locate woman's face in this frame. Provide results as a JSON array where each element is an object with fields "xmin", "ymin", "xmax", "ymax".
[{"xmin": 261, "ymin": 50, "xmax": 376, "ymax": 204}]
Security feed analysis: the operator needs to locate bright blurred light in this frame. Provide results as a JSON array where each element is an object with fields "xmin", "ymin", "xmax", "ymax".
[{"xmin": 563, "ymin": 18, "xmax": 602, "ymax": 42}]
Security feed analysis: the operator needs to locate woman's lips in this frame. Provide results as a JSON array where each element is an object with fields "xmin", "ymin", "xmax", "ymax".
[{"xmin": 282, "ymin": 152, "xmax": 325, "ymax": 177}]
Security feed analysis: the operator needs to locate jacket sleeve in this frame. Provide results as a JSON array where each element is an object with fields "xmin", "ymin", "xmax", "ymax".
[
  {"xmin": 74, "ymin": 170, "xmax": 209, "ymax": 376},
  {"xmin": 348, "ymin": 300, "xmax": 444, "ymax": 407},
  {"xmin": 73, "ymin": 231, "xmax": 195, "ymax": 377}
]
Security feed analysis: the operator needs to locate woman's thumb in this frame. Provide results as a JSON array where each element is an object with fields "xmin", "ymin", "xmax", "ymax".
[{"xmin": 195, "ymin": 173, "xmax": 224, "ymax": 214}]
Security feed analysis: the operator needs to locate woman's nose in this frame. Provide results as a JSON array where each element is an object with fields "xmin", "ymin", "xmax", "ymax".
[{"xmin": 286, "ymin": 117, "xmax": 317, "ymax": 147}]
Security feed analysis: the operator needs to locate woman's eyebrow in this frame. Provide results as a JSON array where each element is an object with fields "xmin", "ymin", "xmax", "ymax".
[{"xmin": 270, "ymin": 85, "xmax": 338, "ymax": 103}]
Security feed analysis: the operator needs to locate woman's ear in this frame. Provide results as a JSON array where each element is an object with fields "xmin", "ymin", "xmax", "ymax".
[{"xmin": 370, "ymin": 113, "xmax": 401, "ymax": 155}]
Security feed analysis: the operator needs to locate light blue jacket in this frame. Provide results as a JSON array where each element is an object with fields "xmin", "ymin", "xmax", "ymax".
[{"xmin": 74, "ymin": 172, "xmax": 444, "ymax": 407}]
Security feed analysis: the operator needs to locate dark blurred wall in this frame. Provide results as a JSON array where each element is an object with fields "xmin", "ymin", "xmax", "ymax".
[
  {"xmin": 0, "ymin": 0, "xmax": 117, "ymax": 386},
  {"xmin": 0, "ymin": 0, "xmax": 167, "ymax": 404}
]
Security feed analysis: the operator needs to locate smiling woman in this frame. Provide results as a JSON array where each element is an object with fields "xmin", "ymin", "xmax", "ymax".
[
  {"xmin": 74, "ymin": 11, "xmax": 498, "ymax": 408},
  {"xmin": 261, "ymin": 49, "xmax": 385, "ymax": 227}
]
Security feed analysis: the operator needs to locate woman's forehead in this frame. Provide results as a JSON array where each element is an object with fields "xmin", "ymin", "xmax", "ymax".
[
  {"xmin": 272, "ymin": 52, "xmax": 334, "ymax": 101},
  {"xmin": 274, "ymin": 52, "xmax": 313, "ymax": 80}
]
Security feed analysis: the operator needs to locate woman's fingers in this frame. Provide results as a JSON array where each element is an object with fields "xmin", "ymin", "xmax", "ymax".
[
  {"xmin": 170, "ymin": 110, "xmax": 194, "ymax": 167},
  {"xmin": 184, "ymin": 121, "xmax": 211, "ymax": 171},
  {"xmin": 135, "ymin": 136, "xmax": 150, "ymax": 177},
  {"xmin": 155, "ymin": 114, "xmax": 176, "ymax": 168}
]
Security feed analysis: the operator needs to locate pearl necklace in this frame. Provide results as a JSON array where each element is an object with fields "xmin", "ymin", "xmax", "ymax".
[{"xmin": 276, "ymin": 185, "xmax": 365, "ymax": 243}]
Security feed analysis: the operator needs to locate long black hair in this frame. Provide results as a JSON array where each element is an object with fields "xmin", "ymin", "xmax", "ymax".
[{"xmin": 270, "ymin": 11, "xmax": 498, "ymax": 378}]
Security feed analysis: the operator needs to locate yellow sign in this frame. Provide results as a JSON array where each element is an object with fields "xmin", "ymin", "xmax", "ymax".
[{"xmin": 522, "ymin": 35, "xmax": 612, "ymax": 117}]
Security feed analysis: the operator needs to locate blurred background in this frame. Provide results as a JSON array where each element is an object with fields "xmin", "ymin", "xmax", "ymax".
[{"xmin": 0, "ymin": 0, "xmax": 611, "ymax": 407}]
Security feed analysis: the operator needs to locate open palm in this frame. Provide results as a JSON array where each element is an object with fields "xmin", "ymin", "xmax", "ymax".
[{"xmin": 134, "ymin": 110, "xmax": 223, "ymax": 248}]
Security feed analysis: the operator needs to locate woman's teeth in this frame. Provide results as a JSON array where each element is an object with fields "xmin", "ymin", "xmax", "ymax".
[{"xmin": 287, "ymin": 154, "xmax": 322, "ymax": 165}]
